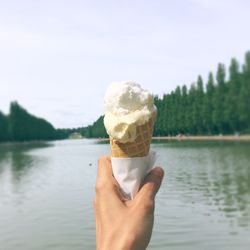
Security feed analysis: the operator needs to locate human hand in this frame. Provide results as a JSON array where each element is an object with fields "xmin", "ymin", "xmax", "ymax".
[{"xmin": 94, "ymin": 156, "xmax": 164, "ymax": 250}]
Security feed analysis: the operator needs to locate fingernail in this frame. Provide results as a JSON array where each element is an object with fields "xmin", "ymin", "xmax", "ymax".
[{"xmin": 151, "ymin": 167, "xmax": 164, "ymax": 178}]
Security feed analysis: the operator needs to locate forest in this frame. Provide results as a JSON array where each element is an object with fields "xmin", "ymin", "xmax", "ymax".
[
  {"xmin": 0, "ymin": 102, "xmax": 72, "ymax": 142},
  {"xmin": 0, "ymin": 51, "xmax": 249, "ymax": 142},
  {"xmin": 86, "ymin": 51, "xmax": 250, "ymax": 137}
]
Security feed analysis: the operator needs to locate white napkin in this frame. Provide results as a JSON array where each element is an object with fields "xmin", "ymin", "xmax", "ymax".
[{"xmin": 111, "ymin": 151, "xmax": 157, "ymax": 199}]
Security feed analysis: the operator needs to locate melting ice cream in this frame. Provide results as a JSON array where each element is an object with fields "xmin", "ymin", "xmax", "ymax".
[{"xmin": 104, "ymin": 80, "xmax": 156, "ymax": 143}]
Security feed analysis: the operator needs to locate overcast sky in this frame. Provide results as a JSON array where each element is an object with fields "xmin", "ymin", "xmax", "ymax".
[{"xmin": 0, "ymin": 0, "xmax": 250, "ymax": 128}]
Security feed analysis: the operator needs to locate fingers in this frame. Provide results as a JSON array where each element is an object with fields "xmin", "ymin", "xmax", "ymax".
[
  {"xmin": 95, "ymin": 156, "xmax": 124, "ymax": 211},
  {"xmin": 96, "ymin": 155, "xmax": 118, "ymax": 192},
  {"xmin": 96, "ymin": 156, "xmax": 113, "ymax": 185},
  {"xmin": 135, "ymin": 167, "xmax": 164, "ymax": 204}
]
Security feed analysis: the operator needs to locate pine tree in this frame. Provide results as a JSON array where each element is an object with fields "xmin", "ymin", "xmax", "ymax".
[
  {"xmin": 181, "ymin": 85, "xmax": 188, "ymax": 133},
  {"xmin": 224, "ymin": 58, "xmax": 241, "ymax": 132},
  {"xmin": 0, "ymin": 112, "xmax": 9, "ymax": 141},
  {"xmin": 174, "ymin": 86, "xmax": 182, "ymax": 134},
  {"xmin": 203, "ymin": 72, "xmax": 215, "ymax": 133},
  {"xmin": 212, "ymin": 63, "xmax": 226, "ymax": 133},
  {"xmin": 81, "ymin": 51, "xmax": 250, "ymax": 137},
  {"xmin": 188, "ymin": 84, "xmax": 197, "ymax": 134},
  {"xmin": 9, "ymin": 102, "xmax": 56, "ymax": 141},
  {"xmin": 239, "ymin": 51, "xmax": 250, "ymax": 131},
  {"xmin": 196, "ymin": 75, "xmax": 205, "ymax": 133}
]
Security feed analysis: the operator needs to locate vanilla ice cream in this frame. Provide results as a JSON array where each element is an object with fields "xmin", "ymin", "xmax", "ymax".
[{"xmin": 104, "ymin": 80, "xmax": 156, "ymax": 143}]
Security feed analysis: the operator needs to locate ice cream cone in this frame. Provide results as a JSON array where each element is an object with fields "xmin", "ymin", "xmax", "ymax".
[
  {"xmin": 110, "ymin": 115, "xmax": 155, "ymax": 158},
  {"xmin": 104, "ymin": 81, "xmax": 157, "ymax": 199}
]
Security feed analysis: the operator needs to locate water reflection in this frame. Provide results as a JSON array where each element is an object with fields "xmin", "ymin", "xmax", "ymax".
[
  {"xmin": 0, "ymin": 147, "xmax": 9, "ymax": 176},
  {"xmin": 162, "ymin": 141, "xmax": 250, "ymax": 227},
  {"xmin": 1, "ymin": 140, "xmax": 250, "ymax": 250},
  {"xmin": 210, "ymin": 145, "xmax": 250, "ymax": 227},
  {"xmin": 0, "ymin": 142, "xmax": 52, "ymax": 183}
]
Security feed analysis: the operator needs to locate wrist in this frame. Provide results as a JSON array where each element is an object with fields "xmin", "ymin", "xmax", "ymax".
[{"xmin": 100, "ymin": 233, "xmax": 137, "ymax": 250}]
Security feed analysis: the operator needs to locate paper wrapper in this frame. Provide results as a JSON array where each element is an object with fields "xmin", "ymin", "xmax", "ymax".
[{"xmin": 111, "ymin": 151, "xmax": 157, "ymax": 199}]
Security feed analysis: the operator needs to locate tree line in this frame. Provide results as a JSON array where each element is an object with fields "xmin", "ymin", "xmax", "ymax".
[
  {"xmin": 1, "ymin": 51, "xmax": 249, "ymax": 142},
  {"xmin": 0, "ymin": 102, "xmax": 72, "ymax": 142},
  {"xmin": 86, "ymin": 51, "xmax": 250, "ymax": 137}
]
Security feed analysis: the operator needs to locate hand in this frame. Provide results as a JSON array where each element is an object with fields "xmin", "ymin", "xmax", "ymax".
[{"xmin": 94, "ymin": 156, "xmax": 164, "ymax": 250}]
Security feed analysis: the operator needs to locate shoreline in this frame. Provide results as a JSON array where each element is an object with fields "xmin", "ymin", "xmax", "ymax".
[
  {"xmin": 152, "ymin": 135, "xmax": 250, "ymax": 142},
  {"xmin": 97, "ymin": 135, "xmax": 250, "ymax": 142},
  {"xmin": 1, "ymin": 135, "xmax": 250, "ymax": 145}
]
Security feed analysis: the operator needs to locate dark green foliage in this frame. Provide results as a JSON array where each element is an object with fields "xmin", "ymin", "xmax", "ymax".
[
  {"xmin": 1, "ymin": 52, "xmax": 250, "ymax": 141},
  {"xmin": 224, "ymin": 58, "xmax": 241, "ymax": 132},
  {"xmin": 83, "ymin": 116, "xmax": 108, "ymax": 138},
  {"xmin": 0, "ymin": 111, "xmax": 9, "ymax": 141},
  {"xmin": 202, "ymin": 72, "xmax": 215, "ymax": 133},
  {"xmin": 153, "ymin": 53, "xmax": 250, "ymax": 135},
  {"xmin": 212, "ymin": 63, "xmax": 227, "ymax": 133},
  {"xmin": 9, "ymin": 102, "xmax": 56, "ymax": 141},
  {"xmin": 0, "ymin": 102, "xmax": 71, "ymax": 142},
  {"xmin": 87, "ymin": 51, "xmax": 250, "ymax": 137},
  {"xmin": 56, "ymin": 128, "xmax": 74, "ymax": 139},
  {"xmin": 239, "ymin": 52, "xmax": 250, "ymax": 129}
]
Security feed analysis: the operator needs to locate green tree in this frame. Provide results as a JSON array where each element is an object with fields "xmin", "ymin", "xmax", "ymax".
[
  {"xmin": 212, "ymin": 63, "xmax": 226, "ymax": 133},
  {"xmin": 195, "ymin": 75, "xmax": 205, "ymax": 133},
  {"xmin": 224, "ymin": 58, "xmax": 241, "ymax": 132},
  {"xmin": 9, "ymin": 102, "xmax": 56, "ymax": 141},
  {"xmin": 0, "ymin": 112, "xmax": 9, "ymax": 141},
  {"xmin": 203, "ymin": 72, "xmax": 215, "ymax": 133},
  {"xmin": 239, "ymin": 51, "xmax": 250, "ymax": 131},
  {"xmin": 174, "ymin": 86, "xmax": 182, "ymax": 134},
  {"xmin": 154, "ymin": 95, "xmax": 166, "ymax": 135},
  {"xmin": 188, "ymin": 84, "xmax": 197, "ymax": 134},
  {"xmin": 81, "ymin": 51, "xmax": 250, "ymax": 137},
  {"xmin": 180, "ymin": 85, "xmax": 188, "ymax": 133},
  {"xmin": 87, "ymin": 116, "xmax": 107, "ymax": 138}
]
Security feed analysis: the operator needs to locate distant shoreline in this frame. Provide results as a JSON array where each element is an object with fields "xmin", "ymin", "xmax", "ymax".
[
  {"xmin": 98, "ymin": 135, "xmax": 250, "ymax": 142},
  {"xmin": 152, "ymin": 135, "xmax": 250, "ymax": 142},
  {"xmin": 1, "ymin": 135, "xmax": 250, "ymax": 145}
]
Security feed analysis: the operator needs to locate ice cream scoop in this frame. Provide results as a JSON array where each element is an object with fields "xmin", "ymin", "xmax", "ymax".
[{"xmin": 104, "ymin": 80, "xmax": 156, "ymax": 144}]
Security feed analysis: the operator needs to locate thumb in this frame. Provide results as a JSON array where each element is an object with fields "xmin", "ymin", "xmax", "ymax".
[{"xmin": 136, "ymin": 167, "xmax": 164, "ymax": 202}]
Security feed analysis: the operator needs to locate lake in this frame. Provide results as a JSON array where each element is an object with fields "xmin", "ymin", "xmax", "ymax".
[{"xmin": 0, "ymin": 139, "xmax": 250, "ymax": 250}]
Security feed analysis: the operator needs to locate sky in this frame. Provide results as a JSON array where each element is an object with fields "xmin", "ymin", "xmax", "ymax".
[{"xmin": 0, "ymin": 0, "xmax": 250, "ymax": 128}]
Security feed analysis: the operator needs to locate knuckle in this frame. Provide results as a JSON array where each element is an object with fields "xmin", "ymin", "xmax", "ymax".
[
  {"xmin": 142, "ymin": 199, "xmax": 155, "ymax": 212},
  {"xmin": 143, "ymin": 182, "xmax": 156, "ymax": 194},
  {"xmin": 98, "ymin": 157, "xmax": 104, "ymax": 167},
  {"xmin": 95, "ymin": 181, "xmax": 113, "ymax": 194},
  {"xmin": 95, "ymin": 181, "xmax": 105, "ymax": 193},
  {"xmin": 98, "ymin": 155, "xmax": 110, "ymax": 165}
]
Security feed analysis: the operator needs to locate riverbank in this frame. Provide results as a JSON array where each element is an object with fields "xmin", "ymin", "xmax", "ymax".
[
  {"xmin": 152, "ymin": 135, "xmax": 250, "ymax": 141},
  {"xmin": 97, "ymin": 134, "xmax": 250, "ymax": 143},
  {"xmin": 1, "ymin": 135, "xmax": 250, "ymax": 145}
]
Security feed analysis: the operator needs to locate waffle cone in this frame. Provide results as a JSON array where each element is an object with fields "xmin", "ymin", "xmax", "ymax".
[{"xmin": 110, "ymin": 116, "xmax": 155, "ymax": 158}]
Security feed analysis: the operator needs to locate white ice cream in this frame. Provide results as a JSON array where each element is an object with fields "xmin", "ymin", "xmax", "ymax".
[{"xmin": 104, "ymin": 80, "xmax": 156, "ymax": 143}]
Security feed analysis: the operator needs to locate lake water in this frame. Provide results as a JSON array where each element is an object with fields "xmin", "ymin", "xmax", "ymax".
[{"xmin": 0, "ymin": 139, "xmax": 250, "ymax": 250}]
